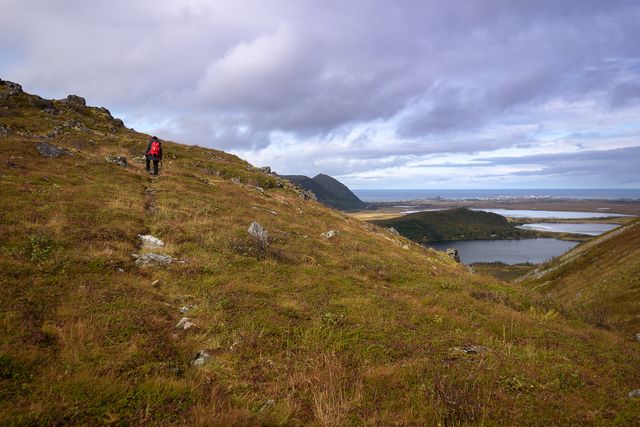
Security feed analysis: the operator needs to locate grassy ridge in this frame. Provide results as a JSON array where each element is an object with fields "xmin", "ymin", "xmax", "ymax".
[
  {"xmin": 373, "ymin": 207, "xmax": 536, "ymax": 242},
  {"xmin": 520, "ymin": 220, "xmax": 640, "ymax": 333},
  {"xmin": 1, "ymin": 81, "xmax": 640, "ymax": 425}
]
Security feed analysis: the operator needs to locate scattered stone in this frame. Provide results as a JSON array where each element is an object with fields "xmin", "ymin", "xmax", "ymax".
[
  {"xmin": 105, "ymin": 155, "xmax": 128, "ymax": 168},
  {"xmin": 0, "ymin": 124, "xmax": 9, "ymax": 135},
  {"xmin": 62, "ymin": 94, "xmax": 86, "ymax": 107},
  {"xmin": 117, "ymin": 268, "xmax": 124, "ymax": 273},
  {"xmin": 36, "ymin": 142, "xmax": 70, "ymax": 158},
  {"xmin": 636, "ymin": 332, "xmax": 640, "ymax": 341},
  {"xmin": 134, "ymin": 252, "xmax": 174, "ymax": 267},
  {"xmin": 260, "ymin": 399, "xmax": 276, "ymax": 412},
  {"xmin": 269, "ymin": 210, "xmax": 278, "ymax": 215},
  {"xmin": 248, "ymin": 221, "xmax": 269, "ymax": 244},
  {"xmin": 192, "ymin": 351, "xmax": 211, "ymax": 366},
  {"xmin": 151, "ymin": 280, "xmax": 160, "ymax": 287},
  {"xmin": 402, "ymin": 244, "xmax": 409, "ymax": 250},
  {"xmin": 138, "ymin": 234, "xmax": 165, "ymax": 249},
  {"xmin": 179, "ymin": 304, "xmax": 196, "ymax": 314},
  {"xmin": 452, "ymin": 345, "xmax": 490, "ymax": 355},
  {"xmin": 445, "ymin": 248, "xmax": 461, "ymax": 263},
  {"xmin": 321, "ymin": 230, "xmax": 338, "ymax": 239},
  {"xmin": 42, "ymin": 107, "xmax": 57, "ymax": 114},
  {"xmin": 629, "ymin": 389, "xmax": 640, "ymax": 398},
  {"xmin": 175, "ymin": 317, "xmax": 196, "ymax": 330}
]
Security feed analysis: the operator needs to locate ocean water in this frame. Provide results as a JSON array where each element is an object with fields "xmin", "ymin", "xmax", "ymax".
[{"xmin": 353, "ymin": 189, "xmax": 640, "ymax": 202}]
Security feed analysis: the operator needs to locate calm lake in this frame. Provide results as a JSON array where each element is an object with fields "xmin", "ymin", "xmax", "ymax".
[
  {"xmin": 426, "ymin": 238, "xmax": 578, "ymax": 264},
  {"xmin": 516, "ymin": 223, "xmax": 618, "ymax": 236}
]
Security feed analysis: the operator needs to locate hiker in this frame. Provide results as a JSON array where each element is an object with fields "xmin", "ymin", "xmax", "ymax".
[{"xmin": 145, "ymin": 136, "xmax": 163, "ymax": 175}]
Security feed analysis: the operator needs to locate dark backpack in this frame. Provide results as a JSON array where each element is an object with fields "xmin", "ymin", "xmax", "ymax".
[{"xmin": 148, "ymin": 140, "xmax": 161, "ymax": 157}]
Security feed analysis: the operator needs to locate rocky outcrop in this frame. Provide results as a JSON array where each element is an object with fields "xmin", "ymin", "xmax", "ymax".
[
  {"xmin": 36, "ymin": 142, "xmax": 70, "ymax": 158},
  {"xmin": 445, "ymin": 248, "xmax": 461, "ymax": 263},
  {"xmin": 62, "ymin": 94, "xmax": 86, "ymax": 108},
  {"xmin": 105, "ymin": 155, "xmax": 128, "ymax": 168}
]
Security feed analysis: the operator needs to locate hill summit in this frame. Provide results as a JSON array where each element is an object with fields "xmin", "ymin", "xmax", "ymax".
[
  {"xmin": 282, "ymin": 173, "xmax": 367, "ymax": 211},
  {"xmin": 2, "ymin": 79, "xmax": 640, "ymax": 425}
]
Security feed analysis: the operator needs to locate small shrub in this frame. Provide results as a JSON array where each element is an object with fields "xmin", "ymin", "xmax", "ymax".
[{"xmin": 29, "ymin": 234, "xmax": 52, "ymax": 263}]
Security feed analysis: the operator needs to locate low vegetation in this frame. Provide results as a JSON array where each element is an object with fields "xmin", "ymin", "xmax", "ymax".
[
  {"xmin": 1, "ymin": 80, "xmax": 640, "ymax": 425},
  {"xmin": 373, "ymin": 207, "xmax": 536, "ymax": 242},
  {"xmin": 520, "ymin": 220, "xmax": 640, "ymax": 334}
]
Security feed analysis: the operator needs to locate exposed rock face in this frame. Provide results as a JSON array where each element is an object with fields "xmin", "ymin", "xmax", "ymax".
[
  {"xmin": 112, "ymin": 118, "xmax": 125, "ymax": 128},
  {"xmin": 321, "ymin": 230, "xmax": 338, "ymax": 239},
  {"xmin": 138, "ymin": 234, "xmax": 164, "ymax": 249},
  {"xmin": 248, "ymin": 221, "xmax": 269, "ymax": 244},
  {"xmin": 2, "ymin": 80, "xmax": 23, "ymax": 96},
  {"xmin": 63, "ymin": 94, "xmax": 86, "ymax": 107},
  {"xmin": 134, "ymin": 252, "xmax": 174, "ymax": 267},
  {"xmin": 105, "ymin": 155, "xmax": 128, "ymax": 168},
  {"xmin": 36, "ymin": 142, "xmax": 70, "ymax": 158},
  {"xmin": 445, "ymin": 248, "xmax": 461, "ymax": 263}
]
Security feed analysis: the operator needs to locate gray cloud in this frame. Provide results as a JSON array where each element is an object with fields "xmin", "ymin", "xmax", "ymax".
[{"xmin": 1, "ymin": 0, "xmax": 639, "ymax": 186}]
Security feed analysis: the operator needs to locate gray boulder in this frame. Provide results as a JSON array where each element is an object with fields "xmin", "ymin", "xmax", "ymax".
[
  {"xmin": 248, "ymin": 222, "xmax": 269, "ymax": 244},
  {"xmin": 105, "ymin": 155, "xmax": 128, "ymax": 168},
  {"xmin": 36, "ymin": 142, "xmax": 70, "ymax": 158},
  {"xmin": 138, "ymin": 234, "xmax": 165, "ymax": 249},
  {"xmin": 63, "ymin": 94, "xmax": 86, "ymax": 107},
  {"xmin": 134, "ymin": 252, "xmax": 174, "ymax": 267},
  {"xmin": 629, "ymin": 389, "xmax": 640, "ymax": 398},
  {"xmin": 445, "ymin": 248, "xmax": 461, "ymax": 263},
  {"xmin": 192, "ymin": 351, "xmax": 211, "ymax": 366},
  {"xmin": 175, "ymin": 317, "xmax": 196, "ymax": 330}
]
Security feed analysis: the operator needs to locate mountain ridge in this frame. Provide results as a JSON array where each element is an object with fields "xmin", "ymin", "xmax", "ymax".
[{"xmin": 281, "ymin": 173, "xmax": 367, "ymax": 211}]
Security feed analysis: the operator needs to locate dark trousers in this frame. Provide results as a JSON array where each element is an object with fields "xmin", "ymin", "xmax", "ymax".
[{"xmin": 146, "ymin": 159, "xmax": 159, "ymax": 175}]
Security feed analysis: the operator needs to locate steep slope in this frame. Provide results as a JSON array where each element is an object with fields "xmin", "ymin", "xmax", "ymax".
[
  {"xmin": 282, "ymin": 173, "xmax": 367, "ymax": 211},
  {"xmin": 311, "ymin": 173, "xmax": 367, "ymax": 210},
  {"xmin": 373, "ymin": 207, "xmax": 536, "ymax": 242},
  {"xmin": 520, "ymin": 220, "xmax": 640, "ymax": 333},
  {"xmin": 1, "ymin": 80, "xmax": 640, "ymax": 425}
]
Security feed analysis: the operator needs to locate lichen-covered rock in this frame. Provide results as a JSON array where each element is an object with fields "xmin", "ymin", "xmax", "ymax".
[
  {"xmin": 138, "ymin": 234, "xmax": 165, "ymax": 249},
  {"xmin": 62, "ymin": 94, "xmax": 86, "ymax": 107},
  {"xmin": 192, "ymin": 351, "xmax": 211, "ymax": 366},
  {"xmin": 105, "ymin": 155, "xmax": 128, "ymax": 168},
  {"xmin": 36, "ymin": 142, "xmax": 70, "ymax": 158},
  {"xmin": 134, "ymin": 252, "xmax": 174, "ymax": 267},
  {"xmin": 445, "ymin": 248, "xmax": 461, "ymax": 263},
  {"xmin": 248, "ymin": 222, "xmax": 269, "ymax": 244}
]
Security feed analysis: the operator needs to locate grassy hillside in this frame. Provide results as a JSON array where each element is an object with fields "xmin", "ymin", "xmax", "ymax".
[
  {"xmin": 520, "ymin": 220, "xmax": 640, "ymax": 334},
  {"xmin": 373, "ymin": 207, "xmax": 536, "ymax": 242},
  {"xmin": 2, "ymin": 80, "xmax": 640, "ymax": 425}
]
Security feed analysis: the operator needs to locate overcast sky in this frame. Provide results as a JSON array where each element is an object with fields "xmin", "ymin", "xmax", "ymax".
[{"xmin": 2, "ymin": 0, "xmax": 640, "ymax": 188}]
